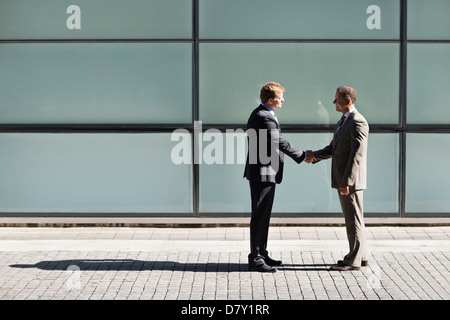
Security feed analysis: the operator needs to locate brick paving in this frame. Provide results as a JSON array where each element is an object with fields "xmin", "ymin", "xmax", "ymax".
[{"xmin": 0, "ymin": 226, "xmax": 449, "ymax": 301}]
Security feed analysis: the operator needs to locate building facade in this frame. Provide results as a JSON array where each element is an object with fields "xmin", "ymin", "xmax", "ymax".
[{"xmin": 0, "ymin": 0, "xmax": 449, "ymax": 218}]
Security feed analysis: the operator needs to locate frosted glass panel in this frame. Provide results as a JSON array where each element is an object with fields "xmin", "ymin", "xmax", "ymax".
[
  {"xmin": 363, "ymin": 133, "xmax": 399, "ymax": 213},
  {"xmin": 199, "ymin": 132, "xmax": 398, "ymax": 214},
  {"xmin": 277, "ymin": 133, "xmax": 398, "ymax": 213},
  {"xmin": 199, "ymin": 0, "xmax": 399, "ymax": 39},
  {"xmin": 406, "ymin": 134, "xmax": 450, "ymax": 213},
  {"xmin": 407, "ymin": 44, "xmax": 450, "ymax": 124},
  {"xmin": 0, "ymin": 43, "xmax": 192, "ymax": 124},
  {"xmin": 199, "ymin": 43, "xmax": 399, "ymax": 125},
  {"xmin": 275, "ymin": 133, "xmax": 341, "ymax": 214},
  {"xmin": 199, "ymin": 131, "xmax": 248, "ymax": 213},
  {"xmin": 0, "ymin": 133, "xmax": 193, "ymax": 214},
  {"xmin": 407, "ymin": 0, "xmax": 450, "ymax": 40},
  {"xmin": 0, "ymin": 0, "xmax": 192, "ymax": 39}
]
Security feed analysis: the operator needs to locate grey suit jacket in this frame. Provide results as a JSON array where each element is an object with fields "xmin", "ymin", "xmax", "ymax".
[
  {"xmin": 313, "ymin": 109, "xmax": 369, "ymax": 190},
  {"xmin": 244, "ymin": 104, "xmax": 305, "ymax": 184}
]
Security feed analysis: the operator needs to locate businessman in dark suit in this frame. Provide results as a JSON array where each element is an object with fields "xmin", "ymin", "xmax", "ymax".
[
  {"xmin": 244, "ymin": 82, "xmax": 305, "ymax": 272},
  {"xmin": 307, "ymin": 86, "xmax": 369, "ymax": 271}
]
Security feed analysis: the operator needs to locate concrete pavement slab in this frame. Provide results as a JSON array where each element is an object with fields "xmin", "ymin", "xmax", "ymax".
[{"xmin": 0, "ymin": 226, "xmax": 449, "ymax": 302}]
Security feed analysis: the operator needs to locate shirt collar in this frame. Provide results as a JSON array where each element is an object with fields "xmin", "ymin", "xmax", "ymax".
[
  {"xmin": 261, "ymin": 103, "xmax": 278, "ymax": 122},
  {"xmin": 343, "ymin": 105, "xmax": 356, "ymax": 118},
  {"xmin": 261, "ymin": 103, "xmax": 272, "ymax": 112}
]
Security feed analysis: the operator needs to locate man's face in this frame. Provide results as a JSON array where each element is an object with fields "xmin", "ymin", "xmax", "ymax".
[
  {"xmin": 267, "ymin": 92, "xmax": 284, "ymax": 110},
  {"xmin": 333, "ymin": 91, "xmax": 349, "ymax": 114}
]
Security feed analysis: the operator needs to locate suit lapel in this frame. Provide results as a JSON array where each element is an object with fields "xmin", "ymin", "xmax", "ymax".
[
  {"xmin": 259, "ymin": 104, "xmax": 280, "ymax": 128},
  {"xmin": 340, "ymin": 112, "xmax": 354, "ymax": 132},
  {"xmin": 332, "ymin": 112, "xmax": 355, "ymax": 148}
]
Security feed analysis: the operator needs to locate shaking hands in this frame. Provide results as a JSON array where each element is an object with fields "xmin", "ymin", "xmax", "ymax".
[{"xmin": 305, "ymin": 150, "xmax": 316, "ymax": 163}]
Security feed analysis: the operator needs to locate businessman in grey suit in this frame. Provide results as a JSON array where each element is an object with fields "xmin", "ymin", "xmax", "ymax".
[
  {"xmin": 244, "ymin": 82, "xmax": 305, "ymax": 272},
  {"xmin": 307, "ymin": 86, "xmax": 369, "ymax": 271}
]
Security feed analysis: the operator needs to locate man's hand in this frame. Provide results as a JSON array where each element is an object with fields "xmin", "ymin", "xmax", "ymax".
[
  {"xmin": 305, "ymin": 150, "xmax": 317, "ymax": 163},
  {"xmin": 339, "ymin": 185, "xmax": 351, "ymax": 196}
]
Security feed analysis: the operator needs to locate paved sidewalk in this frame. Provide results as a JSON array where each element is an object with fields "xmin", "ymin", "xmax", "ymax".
[{"xmin": 0, "ymin": 226, "xmax": 449, "ymax": 301}]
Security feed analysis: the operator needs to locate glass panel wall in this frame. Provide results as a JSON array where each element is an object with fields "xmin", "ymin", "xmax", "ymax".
[
  {"xmin": 0, "ymin": 43, "xmax": 192, "ymax": 124},
  {"xmin": 405, "ymin": 134, "xmax": 450, "ymax": 214},
  {"xmin": 406, "ymin": 44, "xmax": 450, "ymax": 124},
  {"xmin": 407, "ymin": 0, "xmax": 450, "ymax": 40},
  {"xmin": 199, "ymin": 43, "xmax": 399, "ymax": 125},
  {"xmin": 199, "ymin": 133, "xmax": 399, "ymax": 215},
  {"xmin": 0, "ymin": 0, "xmax": 448, "ymax": 217},
  {"xmin": 0, "ymin": 0, "xmax": 192, "ymax": 39},
  {"xmin": 0, "ymin": 133, "xmax": 193, "ymax": 214},
  {"xmin": 199, "ymin": 0, "xmax": 399, "ymax": 39}
]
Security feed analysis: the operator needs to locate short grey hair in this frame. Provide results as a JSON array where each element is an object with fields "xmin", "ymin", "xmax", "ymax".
[{"xmin": 336, "ymin": 86, "xmax": 357, "ymax": 104}]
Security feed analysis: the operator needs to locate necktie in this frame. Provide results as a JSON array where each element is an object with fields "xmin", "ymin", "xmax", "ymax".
[{"xmin": 337, "ymin": 115, "xmax": 345, "ymax": 131}]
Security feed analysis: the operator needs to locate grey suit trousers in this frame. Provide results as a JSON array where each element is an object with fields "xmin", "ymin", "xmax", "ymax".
[{"xmin": 338, "ymin": 189, "xmax": 367, "ymax": 267}]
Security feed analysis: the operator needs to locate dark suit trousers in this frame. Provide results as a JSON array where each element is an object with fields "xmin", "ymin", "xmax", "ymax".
[
  {"xmin": 338, "ymin": 190, "xmax": 367, "ymax": 267},
  {"xmin": 249, "ymin": 181, "xmax": 276, "ymax": 259}
]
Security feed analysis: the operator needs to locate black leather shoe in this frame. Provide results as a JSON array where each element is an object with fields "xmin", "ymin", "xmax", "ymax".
[
  {"xmin": 264, "ymin": 256, "xmax": 282, "ymax": 266},
  {"xmin": 249, "ymin": 262, "xmax": 276, "ymax": 273},
  {"xmin": 248, "ymin": 256, "xmax": 277, "ymax": 273}
]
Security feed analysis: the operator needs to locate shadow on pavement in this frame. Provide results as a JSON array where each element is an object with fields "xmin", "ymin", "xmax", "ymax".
[{"xmin": 10, "ymin": 260, "xmax": 332, "ymax": 272}]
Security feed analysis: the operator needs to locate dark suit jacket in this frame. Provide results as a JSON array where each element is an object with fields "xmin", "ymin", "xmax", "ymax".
[
  {"xmin": 243, "ymin": 104, "xmax": 305, "ymax": 184},
  {"xmin": 313, "ymin": 109, "xmax": 369, "ymax": 190}
]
